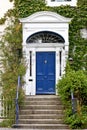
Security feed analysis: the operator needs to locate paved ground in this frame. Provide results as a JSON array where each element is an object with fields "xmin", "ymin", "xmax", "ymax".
[
  {"xmin": 0, "ymin": 128, "xmax": 75, "ymax": 130},
  {"xmin": 0, "ymin": 129, "xmax": 70, "ymax": 130},
  {"xmin": 0, "ymin": 129, "xmax": 43, "ymax": 130},
  {"xmin": 0, "ymin": 128, "xmax": 87, "ymax": 130},
  {"xmin": 0, "ymin": 128, "xmax": 72, "ymax": 130},
  {"xmin": 0, "ymin": 129, "xmax": 74, "ymax": 130}
]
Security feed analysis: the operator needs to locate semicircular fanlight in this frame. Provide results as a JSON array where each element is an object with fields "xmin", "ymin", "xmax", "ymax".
[{"xmin": 26, "ymin": 31, "xmax": 65, "ymax": 43}]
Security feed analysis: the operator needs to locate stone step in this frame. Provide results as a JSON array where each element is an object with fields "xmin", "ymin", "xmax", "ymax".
[
  {"xmin": 25, "ymin": 95, "xmax": 61, "ymax": 101},
  {"xmin": 14, "ymin": 95, "xmax": 69, "ymax": 129},
  {"xmin": 20, "ymin": 109, "xmax": 63, "ymax": 114},
  {"xmin": 19, "ymin": 114, "xmax": 64, "ymax": 119},
  {"xmin": 26, "ymin": 95, "xmax": 59, "ymax": 98},
  {"xmin": 16, "ymin": 124, "xmax": 69, "ymax": 129},
  {"xmin": 23, "ymin": 100, "xmax": 62, "ymax": 105},
  {"xmin": 18, "ymin": 119, "xmax": 64, "ymax": 124},
  {"xmin": 20, "ymin": 104, "xmax": 64, "ymax": 110}
]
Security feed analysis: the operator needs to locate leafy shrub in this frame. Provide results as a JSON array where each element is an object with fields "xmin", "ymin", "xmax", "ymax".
[
  {"xmin": 0, "ymin": 119, "xmax": 14, "ymax": 128},
  {"xmin": 57, "ymin": 63, "xmax": 87, "ymax": 128}
]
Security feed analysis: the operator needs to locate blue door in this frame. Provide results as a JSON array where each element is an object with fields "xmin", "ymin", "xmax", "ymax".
[{"xmin": 36, "ymin": 52, "xmax": 55, "ymax": 94}]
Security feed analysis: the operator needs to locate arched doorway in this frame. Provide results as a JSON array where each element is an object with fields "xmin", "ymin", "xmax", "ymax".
[
  {"xmin": 26, "ymin": 31, "xmax": 65, "ymax": 94},
  {"xmin": 19, "ymin": 11, "xmax": 71, "ymax": 95}
]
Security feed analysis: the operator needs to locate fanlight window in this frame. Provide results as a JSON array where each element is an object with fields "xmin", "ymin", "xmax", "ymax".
[{"xmin": 26, "ymin": 31, "xmax": 65, "ymax": 43}]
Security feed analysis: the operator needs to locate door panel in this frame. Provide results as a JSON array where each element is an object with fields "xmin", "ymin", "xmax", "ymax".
[{"xmin": 36, "ymin": 52, "xmax": 55, "ymax": 94}]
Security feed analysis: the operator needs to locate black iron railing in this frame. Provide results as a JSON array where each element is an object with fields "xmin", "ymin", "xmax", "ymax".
[
  {"xmin": 15, "ymin": 76, "xmax": 20, "ymax": 125},
  {"xmin": 71, "ymin": 90, "xmax": 77, "ymax": 114}
]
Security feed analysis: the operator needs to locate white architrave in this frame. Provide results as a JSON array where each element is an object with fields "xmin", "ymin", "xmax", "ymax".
[{"xmin": 20, "ymin": 11, "xmax": 71, "ymax": 95}]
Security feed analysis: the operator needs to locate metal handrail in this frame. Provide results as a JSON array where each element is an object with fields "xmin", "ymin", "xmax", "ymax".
[
  {"xmin": 71, "ymin": 90, "xmax": 77, "ymax": 114},
  {"xmin": 15, "ymin": 76, "xmax": 20, "ymax": 125}
]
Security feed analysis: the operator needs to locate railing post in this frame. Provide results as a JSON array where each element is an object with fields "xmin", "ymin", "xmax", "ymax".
[
  {"xmin": 15, "ymin": 98, "xmax": 19, "ymax": 125},
  {"xmin": 71, "ymin": 90, "xmax": 77, "ymax": 114},
  {"xmin": 15, "ymin": 76, "xmax": 20, "ymax": 125}
]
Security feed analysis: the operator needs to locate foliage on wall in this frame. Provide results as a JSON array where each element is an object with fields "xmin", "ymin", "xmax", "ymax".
[
  {"xmin": 1, "ymin": 19, "xmax": 25, "ymax": 99},
  {"xmin": 2, "ymin": 0, "xmax": 86, "ymax": 71},
  {"xmin": 0, "ymin": 0, "xmax": 87, "ymax": 127},
  {"xmin": 57, "ymin": 63, "xmax": 87, "ymax": 128},
  {"xmin": 0, "ymin": 11, "xmax": 26, "ymax": 126}
]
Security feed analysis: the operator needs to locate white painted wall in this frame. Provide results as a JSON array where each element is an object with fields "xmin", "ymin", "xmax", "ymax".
[
  {"xmin": 46, "ymin": 0, "xmax": 77, "ymax": 6},
  {"xmin": 0, "ymin": 0, "xmax": 13, "ymax": 18}
]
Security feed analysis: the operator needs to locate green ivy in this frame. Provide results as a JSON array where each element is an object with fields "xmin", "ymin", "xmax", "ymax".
[
  {"xmin": 0, "ymin": 19, "xmax": 26, "ymax": 126},
  {"xmin": 0, "ymin": 17, "xmax": 6, "ymax": 24},
  {"xmin": 0, "ymin": 0, "xmax": 87, "ymax": 127}
]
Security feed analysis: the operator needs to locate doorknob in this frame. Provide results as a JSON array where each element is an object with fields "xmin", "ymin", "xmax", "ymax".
[{"xmin": 44, "ymin": 60, "xmax": 47, "ymax": 64}]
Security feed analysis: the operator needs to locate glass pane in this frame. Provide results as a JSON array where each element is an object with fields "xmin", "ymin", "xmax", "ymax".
[{"xmin": 26, "ymin": 31, "xmax": 65, "ymax": 43}]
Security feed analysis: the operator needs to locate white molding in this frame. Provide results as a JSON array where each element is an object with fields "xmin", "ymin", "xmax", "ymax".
[
  {"xmin": 20, "ymin": 11, "xmax": 70, "ymax": 95},
  {"xmin": 19, "ymin": 11, "xmax": 71, "ymax": 23},
  {"xmin": 26, "ymin": 43, "xmax": 64, "ymax": 48}
]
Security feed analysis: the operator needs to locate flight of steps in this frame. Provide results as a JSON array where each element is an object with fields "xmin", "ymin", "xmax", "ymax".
[{"xmin": 15, "ymin": 95, "xmax": 69, "ymax": 129}]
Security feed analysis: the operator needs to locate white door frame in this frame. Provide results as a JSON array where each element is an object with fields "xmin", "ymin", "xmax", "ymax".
[{"xmin": 24, "ymin": 44, "xmax": 65, "ymax": 95}]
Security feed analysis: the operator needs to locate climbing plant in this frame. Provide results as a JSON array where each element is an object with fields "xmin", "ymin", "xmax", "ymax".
[
  {"xmin": 0, "ymin": 0, "xmax": 87, "ymax": 127},
  {"xmin": 57, "ymin": 63, "xmax": 87, "ymax": 128},
  {"xmin": 0, "ymin": 10, "xmax": 26, "ymax": 126}
]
